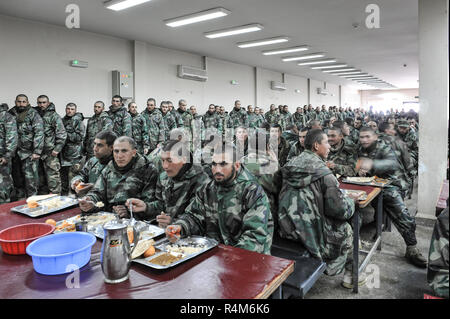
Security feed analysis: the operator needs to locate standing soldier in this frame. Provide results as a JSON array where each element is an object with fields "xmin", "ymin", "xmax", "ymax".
[
  {"xmin": 188, "ymin": 106, "xmax": 204, "ymax": 153},
  {"xmin": 269, "ymin": 124, "xmax": 291, "ymax": 167},
  {"xmin": 83, "ymin": 101, "xmax": 113, "ymax": 159},
  {"xmin": 160, "ymin": 101, "xmax": 177, "ymax": 142},
  {"xmin": 173, "ymin": 99, "xmax": 188, "ymax": 128},
  {"xmin": 0, "ymin": 103, "xmax": 18, "ymax": 203},
  {"xmin": 128, "ymin": 102, "xmax": 150, "ymax": 156},
  {"xmin": 265, "ymin": 104, "xmax": 280, "ymax": 126},
  {"xmin": 35, "ymin": 95, "xmax": 67, "ymax": 195},
  {"xmin": 247, "ymin": 105, "xmax": 261, "ymax": 129},
  {"xmin": 227, "ymin": 100, "xmax": 249, "ymax": 138},
  {"xmin": 293, "ymin": 107, "xmax": 308, "ymax": 129},
  {"xmin": 279, "ymin": 105, "xmax": 293, "ymax": 131},
  {"xmin": 203, "ymin": 104, "xmax": 222, "ymax": 143},
  {"xmin": 218, "ymin": 106, "xmax": 229, "ymax": 141},
  {"xmin": 108, "ymin": 95, "xmax": 132, "ymax": 138},
  {"xmin": 253, "ymin": 107, "xmax": 264, "ymax": 128},
  {"xmin": 141, "ymin": 98, "xmax": 164, "ymax": 152},
  {"xmin": 9, "ymin": 94, "xmax": 44, "ymax": 197},
  {"xmin": 60, "ymin": 103, "xmax": 85, "ymax": 195}
]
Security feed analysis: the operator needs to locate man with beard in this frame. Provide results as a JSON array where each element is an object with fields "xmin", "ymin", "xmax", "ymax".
[
  {"xmin": 9, "ymin": 94, "xmax": 44, "ymax": 197},
  {"xmin": 34, "ymin": 95, "xmax": 67, "ymax": 195},
  {"xmin": 202, "ymin": 104, "xmax": 222, "ymax": 141},
  {"xmin": 128, "ymin": 102, "xmax": 150, "ymax": 155},
  {"xmin": 357, "ymin": 127, "xmax": 427, "ymax": 268},
  {"xmin": 227, "ymin": 100, "xmax": 249, "ymax": 138},
  {"xmin": 247, "ymin": 105, "xmax": 261, "ymax": 129},
  {"xmin": 141, "ymin": 98, "xmax": 164, "ymax": 152},
  {"xmin": 83, "ymin": 101, "xmax": 113, "ymax": 159},
  {"xmin": 79, "ymin": 136, "xmax": 158, "ymax": 215},
  {"xmin": 265, "ymin": 104, "xmax": 280, "ymax": 126},
  {"xmin": 126, "ymin": 139, "xmax": 209, "ymax": 228},
  {"xmin": 293, "ymin": 106, "xmax": 308, "ymax": 130},
  {"xmin": 160, "ymin": 101, "xmax": 177, "ymax": 142},
  {"xmin": 0, "ymin": 103, "xmax": 17, "ymax": 203},
  {"xmin": 279, "ymin": 105, "xmax": 293, "ymax": 131},
  {"xmin": 71, "ymin": 130, "xmax": 117, "ymax": 197},
  {"xmin": 108, "ymin": 95, "xmax": 132, "ymax": 138},
  {"xmin": 165, "ymin": 142, "xmax": 273, "ymax": 254},
  {"xmin": 325, "ymin": 126, "xmax": 357, "ymax": 177},
  {"xmin": 60, "ymin": 103, "xmax": 85, "ymax": 195}
]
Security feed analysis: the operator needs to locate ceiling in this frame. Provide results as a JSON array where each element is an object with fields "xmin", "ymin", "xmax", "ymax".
[{"xmin": 0, "ymin": 0, "xmax": 419, "ymax": 89}]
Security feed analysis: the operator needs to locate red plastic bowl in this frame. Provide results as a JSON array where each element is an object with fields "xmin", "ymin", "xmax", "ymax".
[{"xmin": 0, "ymin": 223, "xmax": 55, "ymax": 255}]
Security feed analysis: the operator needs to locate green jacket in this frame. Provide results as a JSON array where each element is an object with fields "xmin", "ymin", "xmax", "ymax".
[
  {"xmin": 279, "ymin": 111, "xmax": 293, "ymax": 131},
  {"xmin": 175, "ymin": 166, "xmax": 274, "ymax": 254},
  {"xmin": 0, "ymin": 105, "xmax": 18, "ymax": 160},
  {"xmin": 35, "ymin": 103, "xmax": 67, "ymax": 159},
  {"xmin": 264, "ymin": 111, "xmax": 280, "ymax": 126},
  {"xmin": 161, "ymin": 111, "xmax": 177, "ymax": 142},
  {"xmin": 71, "ymin": 155, "xmax": 112, "ymax": 186},
  {"xmin": 9, "ymin": 106, "xmax": 44, "ymax": 160},
  {"xmin": 287, "ymin": 141, "xmax": 304, "ymax": 162},
  {"xmin": 108, "ymin": 105, "xmax": 132, "ymax": 137},
  {"xmin": 83, "ymin": 111, "xmax": 113, "ymax": 158},
  {"xmin": 292, "ymin": 112, "xmax": 308, "ymax": 129},
  {"xmin": 248, "ymin": 112, "xmax": 263, "ymax": 129},
  {"xmin": 129, "ymin": 112, "xmax": 150, "ymax": 155},
  {"xmin": 61, "ymin": 113, "xmax": 85, "ymax": 166},
  {"xmin": 328, "ymin": 140, "xmax": 357, "ymax": 177},
  {"xmin": 141, "ymin": 108, "xmax": 164, "ymax": 151},
  {"xmin": 228, "ymin": 107, "xmax": 249, "ymax": 129},
  {"xmin": 278, "ymin": 150, "xmax": 355, "ymax": 275}
]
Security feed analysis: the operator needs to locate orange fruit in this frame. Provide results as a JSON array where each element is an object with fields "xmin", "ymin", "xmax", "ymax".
[
  {"xmin": 45, "ymin": 219, "xmax": 56, "ymax": 227},
  {"xmin": 27, "ymin": 201, "xmax": 39, "ymax": 208},
  {"xmin": 76, "ymin": 184, "xmax": 86, "ymax": 190},
  {"xmin": 127, "ymin": 228, "xmax": 134, "ymax": 244},
  {"xmin": 143, "ymin": 245, "xmax": 156, "ymax": 258}
]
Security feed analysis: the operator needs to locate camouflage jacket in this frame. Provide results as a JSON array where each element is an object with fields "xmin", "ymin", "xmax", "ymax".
[
  {"xmin": 397, "ymin": 128, "xmax": 418, "ymax": 163},
  {"xmin": 160, "ymin": 111, "xmax": 177, "ymax": 142},
  {"xmin": 108, "ymin": 106, "xmax": 132, "ymax": 137},
  {"xmin": 378, "ymin": 133, "xmax": 414, "ymax": 180},
  {"xmin": 140, "ymin": 164, "xmax": 209, "ymax": 220},
  {"xmin": 83, "ymin": 111, "xmax": 113, "ymax": 158},
  {"xmin": 349, "ymin": 126, "xmax": 360, "ymax": 145},
  {"xmin": 71, "ymin": 155, "xmax": 112, "ymax": 185},
  {"xmin": 86, "ymin": 154, "xmax": 158, "ymax": 212},
  {"xmin": 35, "ymin": 104, "xmax": 67, "ymax": 159},
  {"xmin": 0, "ymin": 105, "xmax": 18, "ymax": 160},
  {"xmin": 202, "ymin": 112, "xmax": 222, "ymax": 132},
  {"xmin": 129, "ymin": 112, "xmax": 150, "ymax": 155},
  {"xmin": 273, "ymin": 136, "xmax": 291, "ymax": 167},
  {"xmin": 173, "ymin": 109, "xmax": 185, "ymax": 128},
  {"xmin": 264, "ymin": 111, "xmax": 280, "ymax": 126},
  {"xmin": 61, "ymin": 112, "xmax": 85, "ymax": 166},
  {"xmin": 279, "ymin": 111, "xmax": 293, "ymax": 131},
  {"xmin": 328, "ymin": 140, "xmax": 357, "ymax": 177},
  {"xmin": 277, "ymin": 150, "xmax": 355, "ymax": 275},
  {"xmin": 357, "ymin": 139, "xmax": 409, "ymax": 192},
  {"xmin": 281, "ymin": 130, "xmax": 299, "ymax": 147},
  {"xmin": 292, "ymin": 112, "xmax": 308, "ymax": 129},
  {"xmin": 228, "ymin": 107, "xmax": 249, "ymax": 129},
  {"xmin": 248, "ymin": 112, "xmax": 263, "ymax": 129},
  {"xmin": 174, "ymin": 166, "xmax": 274, "ymax": 254},
  {"xmin": 287, "ymin": 141, "xmax": 304, "ymax": 162},
  {"xmin": 9, "ymin": 106, "xmax": 44, "ymax": 160},
  {"xmin": 427, "ymin": 206, "xmax": 449, "ymax": 298},
  {"xmin": 141, "ymin": 108, "xmax": 164, "ymax": 151}
]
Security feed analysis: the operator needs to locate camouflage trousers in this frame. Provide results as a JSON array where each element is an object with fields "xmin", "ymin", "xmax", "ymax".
[
  {"xmin": 60, "ymin": 163, "xmax": 82, "ymax": 195},
  {"xmin": 38, "ymin": 155, "xmax": 62, "ymax": 195},
  {"xmin": 12, "ymin": 155, "xmax": 40, "ymax": 198},
  {"xmin": 0, "ymin": 161, "xmax": 15, "ymax": 203},
  {"xmin": 322, "ymin": 221, "xmax": 354, "ymax": 276},
  {"xmin": 383, "ymin": 185, "xmax": 417, "ymax": 246}
]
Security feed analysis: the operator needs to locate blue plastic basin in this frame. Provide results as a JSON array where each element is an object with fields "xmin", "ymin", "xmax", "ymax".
[{"xmin": 26, "ymin": 232, "xmax": 96, "ymax": 275}]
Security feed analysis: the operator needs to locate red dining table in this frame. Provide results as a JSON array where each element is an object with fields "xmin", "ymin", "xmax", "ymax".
[{"xmin": 0, "ymin": 200, "xmax": 294, "ymax": 299}]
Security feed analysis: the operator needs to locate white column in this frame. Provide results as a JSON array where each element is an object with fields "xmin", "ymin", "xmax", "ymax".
[{"xmin": 417, "ymin": 0, "xmax": 449, "ymax": 219}]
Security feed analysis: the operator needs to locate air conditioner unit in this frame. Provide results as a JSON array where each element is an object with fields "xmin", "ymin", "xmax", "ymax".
[
  {"xmin": 177, "ymin": 65, "xmax": 208, "ymax": 82},
  {"xmin": 271, "ymin": 81, "xmax": 287, "ymax": 91},
  {"xmin": 317, "ymin": 88, "xmax": 329, "ymax": 95}
]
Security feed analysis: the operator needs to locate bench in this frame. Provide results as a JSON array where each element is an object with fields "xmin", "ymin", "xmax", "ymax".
[{"xmin": 270, "ymin": 234, "xmax": 326, "ymax": 299}]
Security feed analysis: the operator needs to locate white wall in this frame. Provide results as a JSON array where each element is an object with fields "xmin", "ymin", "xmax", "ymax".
[
  {"xmin": 341, "ymin": 85, "xmax": 362, "ymax": 109},
  {"xmin": 0, "ymin": 15, "xmax": 133, "ymax": 117},
  {"xmin": 360, "ymin": 88, "xmax": 419, "ymax": 111},
  {"xmin": 308, "ymin": 79, "xmax": 340, "ymax": 107}
]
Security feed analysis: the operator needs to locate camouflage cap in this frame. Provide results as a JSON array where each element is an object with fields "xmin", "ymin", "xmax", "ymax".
[{"xmin": 397, "ymin": 120, "xmax": 410, "ymax": 127}]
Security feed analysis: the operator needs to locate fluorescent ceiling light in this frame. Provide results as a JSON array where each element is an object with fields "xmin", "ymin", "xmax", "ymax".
[
  {"xmin": 262, "ymin": 46, "xmax": 309, "ymax": 56},
  {"xmin": 104, "ymin": 0, "xmax": 152, "ymax": 11},
  {"xmin": 340, "ymin": 74, "xmax": 369, "ymax": 78},
  {"xmin": 310, "ymin": 64, "xmax": 347, "ymax": 69},
  {"xmin": 165, "ymin": 8, "xmax": 230, "ymax": 27},
  {"xmin": 350, "ymin": 77, "xmax": 377, "ymax": 80},
  {"xmin": 204, "ymin": 23, "xmax": 263, "ymax": 39},
  {"xmin": 332, "ymin": 71, "xmax": 364, "ymax": 75},
  {"xmin": 297, "ymin": 59, "xmax": 336, "ymax": 66},
  {"xmin": 322, "ymin": 68, "xmax": 356, "ymax": 73},
  {"xmin": 282, "ymin": 53, "xmax": 324, "ymax": 61},
  {"xmin": 237, "ymin": 36, "xmax": 289, "ymax": 48}
]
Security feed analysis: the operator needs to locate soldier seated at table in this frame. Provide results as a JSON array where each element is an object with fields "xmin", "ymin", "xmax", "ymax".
[
  {"xmin": 356, "ymin": 127, "xmax": 427, "ymax": 268},
  {"xmin": 164, "ymin": 142, "xmax": 274, "ymax": 255},
  {"xmin": 71, "ymin": 130, "xmax": 117, "ymax": 197},
  {"xmin": 125, "ymin": 139, "xmax": 209, "ymax": 228},
  {"xmin": 78, "ymin": 136, "xmax": 158, "ymax": 216},
  {"xmin": 277, "ymin": 129, "xmax": 364, "ymax": 289}
]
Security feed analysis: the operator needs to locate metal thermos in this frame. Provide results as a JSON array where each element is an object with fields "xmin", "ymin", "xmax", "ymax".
[{"xmin": 100, "ymin": 221, "xmax": 139, "ymax": 284}]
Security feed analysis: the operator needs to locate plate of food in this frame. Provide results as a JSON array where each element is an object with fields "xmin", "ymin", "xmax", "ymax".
[
  {"xmin": 11, "ymin": 196, "xmax": 79, "ymax": 218},
  {"xmin": 342, "ymin": 176, "xmax": 391, "ymax": 187},
  {"xmin": 132, "ymin": 236, "xmax": 219, "ymax": 270},
  {"xmin": 342, "ymin": 189, "xmax": 368, "ymax": 201}
]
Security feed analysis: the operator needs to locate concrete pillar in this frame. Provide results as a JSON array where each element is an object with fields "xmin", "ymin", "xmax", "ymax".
[
  {"xmin": 417, "ymin": 0, "xmax": 449, "ymax": 219},
  {"xmin": 132, "ymin": 40, "xmax": 147, "ymax": 107}
]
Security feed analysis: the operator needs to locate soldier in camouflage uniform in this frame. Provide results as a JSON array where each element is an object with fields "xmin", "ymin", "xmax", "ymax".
[
  {"xmin": 202, "ymin": 104, "xmax": 222, "ymax": 143},
  {"xmin": 350, "ymin": 117, "xmax": 363, "ymax": 145},
  {"xmin": 188, "ymin": 106, "xmax": 204, "ymax": 153},
  {"xmin": 83, "ymin": 101, "xmax": 113, "ymax": 159},
  {"xmin": 9, "ymin": 94, "xmax": 44, "ymax": 197},
  {"xmin": 279, "ymin": 105, "xmax": 293, "ymax": 131},
  {"xmin": 128, "ymin": 102, "xmax": 150, "ymax": 156},
  {"xmin": 0, "ymin": 103, "xmax": 18, "ymax": 203},
  {"xmin": 60, "ymin": 103, "xmax": 85, "ymax": 195},
  {"xmin": 277, "ymin": 129, "xmax": 360, "ymax": 287},
  {"xmin": 287, "ymin": 127, "xmax": 308, "ymax": 162},
  {"xmin": 264, "ymin": 104, "xmax": 280, "ymax": 126},
  {"xmin": 396, "ymin": 120, "xmax": 419, "ymax": 172},
  {"xmin": 79, "ymin": 136, "xmax": 158, "ymax": 215},
  {"xmin": 218, "ymin": 106, "xmax": 229, "ymax": 140},
  {"xmin": 227, "ymin": 100, "xmax": 249, "ymax": 139},
  {"xmin": 281, "ymin": 124, "xmax": 299, "ymax": 147},
  {"xmin": 160, "ymin": 101, "xmax": 177, "ymax": 142},
  {"xmin": 247, "ymin": 105, "xmax": 261, "ymax": 129},
  {"xmin": 141, "ymin": 98, "xmax": 164, "ymax": 152},
  {"xmin": 35, "ymin": 95, "xmax": 67, "ymax": 195},
  {"xmin": 326, "ymin": 126, "xmax": 357, "ymax": 177},
  {"xmin": 292, "ymin": 107, "xmax": 308, "ymax": 130},
  {"xmin": 127, "ymin": 140, "xmax": 209, "ymax": 228},
  {"xmin": 108, "ymin": 95, "xmax": 133, "ymax": 138},
  {"xmin": 165, "ymin": 142, "xmax": 273, "ymax": 254},
  {"xmin": 357, "ymin": 127, "xmax": 427, "ymax": 267},
  {"xmin": 173, "ymin": 99, "xmax": 188, "ymax": 128},
  {"xmin": 71, "ymin": 130, "xmax": 117, "ymax": 196},
  {"xmin": 427, "ymin": 202, "xmax": 449, "ymax": 298},
  {"xmin": 269, "ymin": 124, "xmax": 291, "ymax": 167}
]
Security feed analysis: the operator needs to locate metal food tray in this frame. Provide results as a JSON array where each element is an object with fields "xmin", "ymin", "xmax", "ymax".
[
  {"xmin": 342, "ymin": 189, "xmax": 368, "ymax": 201},
  {"xmin": 10, "ymin": 196, "xmax": 79, "ymax": 218},
  {"xmin": 341, "ymin": 178, "xmax": 392, "ymax": 188},
  {"xmin": 133, "ymin": 236, "xmax": 219, "ymax": 270}
]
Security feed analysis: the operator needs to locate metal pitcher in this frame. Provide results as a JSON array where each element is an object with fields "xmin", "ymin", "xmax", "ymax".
[{"xmin": 100, "ymin": 220, "xmax": 139, "ymax": 284}]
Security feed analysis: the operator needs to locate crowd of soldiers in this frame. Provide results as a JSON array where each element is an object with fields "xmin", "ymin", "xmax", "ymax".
[{"xmin": 0, "ymin": 93, "xmax": 447, "ymax": 296}]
